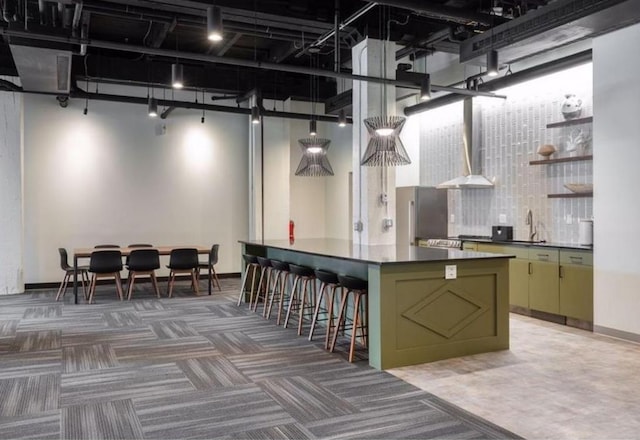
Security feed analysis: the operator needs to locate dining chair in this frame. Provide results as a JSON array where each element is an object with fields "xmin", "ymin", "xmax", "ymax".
[
  {"xmin": 166, "ymin": 248, "xmax": 199, "ymax": 298},
  {"xmin": 195, "ymin": 244, "xmax": 221, "ymax": 291},
  {"xmin": 55, "ymin": 248, "xmax": 90, "ymax": 301},
  {"xmin": 126, "ymin": 248, "xmax": 161, "ymax": 300},
  {"xmin": 87, "ymin": 250, "xmax": 124, "ymax": 303}
]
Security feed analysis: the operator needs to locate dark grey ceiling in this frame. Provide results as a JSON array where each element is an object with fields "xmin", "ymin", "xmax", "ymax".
[{"xmin": 0, "ymin": 0, "xmax": 550, "ymax": 104}]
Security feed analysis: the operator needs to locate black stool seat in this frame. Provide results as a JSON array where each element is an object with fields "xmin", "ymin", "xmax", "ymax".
[
  {"xmin": 289, "ymin": 264, "xmax": 314, "ymax": 278},
  {"xmin": 257, "ymin": 256, "xmax": 272, "ymax": 268},
  {"xmin": 338, "ymin": 275, "xmax": 367, "ymax": 291},
  {"xmin": 314, "ymin": 269, "xmax": 339, "ymax": 285},
  {"xmin": 243, "ymin": 254, "xmax": 259, "ymax": 265},
  {"xmin": 271, "ymin": 260, "xmax": 290, "ymax": 272}
]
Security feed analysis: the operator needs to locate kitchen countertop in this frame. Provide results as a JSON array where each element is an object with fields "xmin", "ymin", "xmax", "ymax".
[
  {"xmin": 458, "ymin": 237, "xmax": 593, "ymax": 251},
  {"xmin": 240, "ymin": 238, "xmax": 513, "ymax": 265}
]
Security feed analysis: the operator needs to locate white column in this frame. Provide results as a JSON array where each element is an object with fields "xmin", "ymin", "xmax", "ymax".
[
  {"xmin": 0, "ymin": 90, "xmax": 23, "ymax": 294},
  {"xmin": 352, "ymin": 38, "xmax": 398, "ymax": 246}
]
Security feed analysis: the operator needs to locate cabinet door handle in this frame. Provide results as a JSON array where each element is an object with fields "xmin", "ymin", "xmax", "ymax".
[
  {"xmin": 559, "ymin": 265, "xmax": 564, "ymax": 279},
  {"xmin": 528, "ymin": 262, "xmax": 532, "ymax": 275},
  {"xmin": 569, "ymin": 256, "xmax": 583, "ymax": 263}
]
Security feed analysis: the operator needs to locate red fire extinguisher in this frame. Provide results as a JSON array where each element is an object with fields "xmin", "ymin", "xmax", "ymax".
[{"xmin": 289, "ymin": 220, "xmax": 295, "ymax": 244}]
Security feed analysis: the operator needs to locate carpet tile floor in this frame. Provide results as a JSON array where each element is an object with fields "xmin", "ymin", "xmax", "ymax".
[{"xmin": 0, "ymin": 278, "xmax": 518, "ymax": 439}]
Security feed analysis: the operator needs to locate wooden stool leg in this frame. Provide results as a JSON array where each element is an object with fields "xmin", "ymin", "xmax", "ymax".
[
  {"xmin": 127, "ymin": 273, "xmax": 136, "ymax": 300},
  {"xmin": 349, "ymin": 291, "xmax": 362, "ymax": 363},
  {"xmin": 191, "ymin": 270, "xmax": 199, "ymax": 295},
  {"xmin": 56, "ymin": 272, "xmax": 70, "ymax": 301},
  {"xmin": 324, "ymin": 285, "xmax": 339, "ymax": 350},
  {"xmin": 237, "ymin": 265, "xmax": 251, "ymax": 306},
  {"xmin": 283, "ymin": 276, "xmax": 300, "ymax": 329},
  {"xmin": 265, "ymin": 271, "xmax": 279, "ymax": 319},
  {"xmin": 115, "ymin": 272, "xmax": 124, "ymax": 301},
  {"xmin": 88, "ymin": 274, "xmax": 97, "ymax": 304},
  {"xmin": 308, "ymin": 282, "xmax": 327, "ymax": 341},
  {"xmin": 297, "ymin": 278, "xmax": 311, "ymax": 336},
  {"xmin": 168, "ymin": 271, "xmax": 175, "ymax": 298},
  {"xmin": 276, "ymin": 273, "xmax": 290, "ymax": 326},
  {"xmin": 330, "ymin": 289, "xmax": 350, "ymax": 353}
]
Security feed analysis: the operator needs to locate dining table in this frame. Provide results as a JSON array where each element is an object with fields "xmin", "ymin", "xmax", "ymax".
[{"xmin": 72, "ymin": 245, "xmax": 213, "ymax": 304}]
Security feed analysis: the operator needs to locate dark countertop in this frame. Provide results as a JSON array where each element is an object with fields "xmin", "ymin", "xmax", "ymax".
[
  {"xmin": 240, "ymin": 238, "xmax": 514, "ymax": 265},
  {"xmin": 459, "ymin": 238, "xmax": 593, "ymax": 251}
]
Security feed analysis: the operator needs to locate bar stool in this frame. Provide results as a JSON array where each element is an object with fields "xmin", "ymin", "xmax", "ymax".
[
  {"xmin": 252, "ymin": 257, "xmax": 274, "ymax": 314},
  {"xmin": 331, "ymin": 275, "xmax": 368, "ymax": 363},
  {"xmin": 236, "ymin": 254, "xmax": 260, "ymax": 307},
  {"xmin": 309, "ymin": 269, "xmax": 342, "ymax": 350},
  {"xmin": 284, "ymin": 264, "xmax": 317, "ymax": 336},
  {"xmin": 265, "ymin": 260, "xmax": 291, "ymax": 323}
]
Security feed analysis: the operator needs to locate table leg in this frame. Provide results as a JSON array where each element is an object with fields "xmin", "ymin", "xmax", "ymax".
[
  {"xmin": 73, "ymin": 254, "xmax": 79, "ymax": 304},
  {"xmin": 208, "ymin": 259, "xmax": 212, "ymax": 295}
]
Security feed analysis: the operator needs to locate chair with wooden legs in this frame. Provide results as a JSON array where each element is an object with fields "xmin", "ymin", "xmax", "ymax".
[
  {"xmin": 309, "ymin": 269, "xmax": 342, "ymax": 349},
  {"xmin": 87, "ymin": 250, "xmax": 124, "ymax": 303},
  {"xmin": 195, "ymin": 244, "xmax": 221, "ymax": 291},
  {"xmin": 55, "ymin": 248, "xmax": 90, "ymax": 301},
  {"xmin": 237, "ymin": 254, "xmax": 260, "ymax": 307},
  {"xmin": 284, "ymin": 264, "xmax": 317, "ymax": 336},
  {"xmin": 265, "ymin": 260, "xmax": 291, "ymax": 324},
  {"xmin": 126, "ymin": 248, "xmax": 161, "ymax": 300},
  {"xmin": 166, "ymin": 248, "xmax": 199, "ymax": 298},
  {"xmin": 330, "ymin": 275, "xmax": 368, "ymax": 363}
]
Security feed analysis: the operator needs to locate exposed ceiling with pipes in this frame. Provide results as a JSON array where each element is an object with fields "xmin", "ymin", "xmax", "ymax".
[{"xmin": 1, "ymin": 0, "xmax": 637, "ymax": 113}]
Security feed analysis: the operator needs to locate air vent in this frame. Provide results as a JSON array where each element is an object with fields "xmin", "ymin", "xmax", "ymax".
[
  {"xmin": 56, "ymin": 55, "xmax": 70, "ymax": 92},
  {"xmin": 8, "ymin": 45, "xmax": 72, "ymax": 93}
]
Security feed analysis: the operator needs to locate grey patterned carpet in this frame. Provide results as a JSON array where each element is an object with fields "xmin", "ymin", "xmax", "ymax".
[{"xmin": 0, "ymin": 278, "xmax": 519, "ymax": 439}]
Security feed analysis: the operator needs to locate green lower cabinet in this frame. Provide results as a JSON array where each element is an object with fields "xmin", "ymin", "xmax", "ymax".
[
  {"xmin": 529, "ymin": 260, "xmax": 560, "ymax": 313},
  {"xmin": 559, "ymin": 251, "xmax": 594, "ymax": 321},
  {"xmin": 509, "ymin": 258, "xmax": 530, "ymax": 308}
]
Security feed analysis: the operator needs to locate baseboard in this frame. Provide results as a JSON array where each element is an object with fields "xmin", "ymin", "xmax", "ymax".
[
  {"xmin": 594, "ymin": 325, "xmax": 640, "ymax": 344},
  {"xmin": 25, "ymin": 273, "xmax": 241, "ymax": 291}
]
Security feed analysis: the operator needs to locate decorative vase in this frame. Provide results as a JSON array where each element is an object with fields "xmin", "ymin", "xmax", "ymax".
[
  {"xmin": 537, "ymin": 144, "xmax": 556, "ymax": 159},
  {"xmin": 561, "ymin": 94, "xmax": 583, "ymax": 120}
]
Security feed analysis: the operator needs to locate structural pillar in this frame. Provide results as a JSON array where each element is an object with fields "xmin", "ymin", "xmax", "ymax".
[{"xmin": 352, "ymin": 38, "xmax": 398, "ymax": 246}]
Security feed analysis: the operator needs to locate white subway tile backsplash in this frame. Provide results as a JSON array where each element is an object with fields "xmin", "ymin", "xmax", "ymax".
[{"xmin": 419, "ymin": 64, "xmax": 593, "ymax": 244}]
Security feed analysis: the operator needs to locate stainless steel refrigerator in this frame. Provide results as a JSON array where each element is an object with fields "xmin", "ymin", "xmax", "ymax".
[{"xmin": 396, "ymin": 186, "xmax": 448, "ymax": 245}]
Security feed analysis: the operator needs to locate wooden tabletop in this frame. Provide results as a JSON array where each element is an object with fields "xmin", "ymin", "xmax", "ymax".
[{"xmin": 73, "ymin": 245, "xmax": 210, "ymax": 258}]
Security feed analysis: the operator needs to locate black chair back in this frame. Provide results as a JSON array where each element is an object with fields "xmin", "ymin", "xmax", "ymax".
[
  {"xmin": 257, "ymin": 256, "xmax": 272, "ymax": 268},
  {"xmin": 168, "ymin": 248, "xmax": 199, "ymax": 270},
  {"xmin": 89, "ymin": 250, "xmax": 123, "ymax": 273},
  {"xmin": 209, "ymin": 244, "xmax": 220, "ymax": 265},
  {"xmin": 315, "ymin": 269, "xmax": 339, "ymax": 285},
  {"xmin": 337, "ymin": 275, "xmax": 368, "ymax": 291},
  {"xmin": 58, "ymin": 248, "xmax": 71, "ymax": 271},
  {"xmin": 128, "ymin": 249, "xmax": 160, "ymax": 271},
  {"xmin": 94, "ymin": 244, "xmax": 120, "ymax": 249},
  {"xmin": 243, "ymin": 254, "xmax": 259, "ymax": 265},
  {"xmin": 289, "ymin": 264, "xmax": 314, "ymax": 278},
  {"xmin": 128, "ymin": 243, "xmax": 153, "ymax": 248}
]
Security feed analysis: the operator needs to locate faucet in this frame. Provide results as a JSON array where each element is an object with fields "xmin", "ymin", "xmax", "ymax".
[{"xmin": 526, "ymin": 209, "xmax": 537, "ymax": 241}]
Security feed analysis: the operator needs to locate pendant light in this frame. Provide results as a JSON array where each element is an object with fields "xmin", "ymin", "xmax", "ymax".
[
  {"xmin": 295, "ymin": 138, "xmax": 334, "ymax": 176},
  {"xmin": 309, "ymin": 119, "xmax": 317, "ymax": 136},
  {"xmin": 207, "ymin": 6, "xmax": 223, "ymax": 42},
  {"xmin": 420, "ymin": 74, "xmax": 431, "ymax": 101},
  {"xmin": 487, "ymin": 49, "xmax": 499, "ymax": 77},
  {"xmin": 172, "ymin": 63, "xmax": 184, "ymax": 89},
  {"xmin": 251, "ymin": 105, "xmax": 260, "ymax": 124},
  {"xmin": 148, "ymin": 96, "xmax": 158, "ymax": 117},
  {"xmin": 338, "ymin": 109, "xmax": 347, "ymax": 127}
]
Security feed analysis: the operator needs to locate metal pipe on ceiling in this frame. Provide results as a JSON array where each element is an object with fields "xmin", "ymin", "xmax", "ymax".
[
  {"xmin": 404, "ymin": 50, "xmax": 592, "ymax": 116},
  {"xmin": 373, "ymin": 0, "xmax": 495, "ymax": 26},
  {"xmin": 0, "ymin": 28, "xmax": 505, "ymax": 99}
]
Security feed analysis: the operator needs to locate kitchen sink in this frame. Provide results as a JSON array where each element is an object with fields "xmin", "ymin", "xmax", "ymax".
[{"xmin": 503, "ymin": 240, "xmax": 547, "ymax": 244}]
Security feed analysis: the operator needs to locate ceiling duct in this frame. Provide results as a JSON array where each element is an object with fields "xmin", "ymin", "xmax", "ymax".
[
  {"xmin": 460, "ymin": 0, "xmax": 640, "ymax": 65},
  {"xmin": 437, "ymin": 97, "xmax": 494, "ymax": 189},
  {"xmin": 8, "ymin": 45, "xmax": 71, "ymax": 93}
]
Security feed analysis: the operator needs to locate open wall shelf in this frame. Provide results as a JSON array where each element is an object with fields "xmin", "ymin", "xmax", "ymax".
[
  {"xmin": 530, "ymin": 155, "xmax": 593, "ymax": 165},
  {"xmin": 548, "ymin": 193, "xmax": 593, "ymax": 199},
  {"xmin": 546, "ymin": 116, "xmax": 593, "ymax": 128}
]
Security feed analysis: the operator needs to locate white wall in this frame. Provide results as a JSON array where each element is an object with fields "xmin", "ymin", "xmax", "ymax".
[
  {"xmin": 23, "ymin": 92, "xmax": 249, "ymax": 283},
  {"xmin": 592, "ymin": 23, "xmax": 640, "ymax": 339},
  {"xmin": 0, "ymin": 90, "xmax": 23, "ymax": 294}
]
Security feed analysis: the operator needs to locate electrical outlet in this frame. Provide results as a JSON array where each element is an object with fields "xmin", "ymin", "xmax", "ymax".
[
  {"xmin": 383, "ymin": 218, "xmax": 393, "ymax": 230},
  {"xmin": 353, "ymin": 221, "xmax": 363, "ymax": 232},
  {"xmin": 450, "ymin": 214, "xmax": 455, "ymax": 223},
  {"xmin": 499, "ymin": 213, "xmax": 507, "ymax": 224},
  {"xmin": 445, "ymin": 265, "xmax": 457, "ymax": 280},
  {"xmin": 380, "ymin": 193, "xmax": 388, "ymax": 204}
]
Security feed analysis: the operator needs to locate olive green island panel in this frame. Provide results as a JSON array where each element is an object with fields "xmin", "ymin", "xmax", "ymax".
[{"xmin": 240, "ymin": 239, "xmax": 512, "ymax": 370}]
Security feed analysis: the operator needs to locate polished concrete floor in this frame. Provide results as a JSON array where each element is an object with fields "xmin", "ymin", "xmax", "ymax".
[{"xmin": 389, "ymin": 314, "xmax": 640, "ymax": 440}]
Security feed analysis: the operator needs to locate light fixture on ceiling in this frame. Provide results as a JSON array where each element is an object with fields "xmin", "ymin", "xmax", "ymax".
[
  {"xmin": 487, "ymin": 49, "xmax": 499, "ymax": 77},
  {"xmin": 251, "ymin": 105, "xmax": 260, "ymax": 124},
  {"xmin": 338, "ymin": 109, "xmax": 347, "ymax": 127},
  {"xmin": 172, "ymin": 63, "xmax": 184, "ymax": 89},
  {"xmin": 361, "ymin": 116, "xmax": 411, "ymax": 166},
  {"xmin": 148, "ymin": 96, "xmax": 158, "ymax": 117},
  {"xmin": 309, "ymin": 119, "xmax": 317, "ymax": 136},
  {"xmin": 420, "ymin": 74, "xmax": 431, "ymax": 101},
  {"xmin": 295, "ymin": 138, "xmax": 334, "ymax": 176},
  {"xmin": 207, "ymin": 6, "xmax": 223, "ymax": 42}
]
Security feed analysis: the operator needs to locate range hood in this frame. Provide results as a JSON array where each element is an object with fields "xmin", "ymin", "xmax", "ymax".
[{"xmin": 437, "ymin": 97, "xmax": 494, "ymax": 189}]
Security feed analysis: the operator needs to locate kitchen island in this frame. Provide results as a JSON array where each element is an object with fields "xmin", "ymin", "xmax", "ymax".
[{"xmin": 241, "ymin": 239, "xmax": 513, "ymax": 370}]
